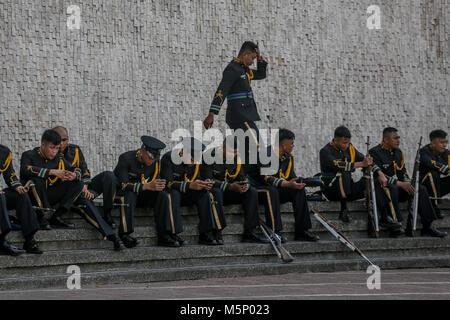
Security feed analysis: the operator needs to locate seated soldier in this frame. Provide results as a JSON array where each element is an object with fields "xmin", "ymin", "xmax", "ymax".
[
  {"xmin": 53, "ymin": 126, "xmax": 124, "ymax": 251},
  {"xmin": 419, "ymin": 129, "xmax": 449, "ymax": 219},
  {"xmin": 320, "ymin": 126, "xmax": 374, "ymax": 223},
  {"xmin": 251, "ymin": 128, "xmax": 319, "ymax": 242},
  {"xmin": 161, "ymin": 137, "xmax": 226, "ymax": 245},
  {"xmin": 370, "ymin": 127, "xmax": 447, "ymax": 238},
  {"xmin": 203, "ymin": 135, "xmax": 268, "ymax": 243},
  {"xmin": 0, "ymin": 145, "xmax": 41, "ymax": 255},
  {"xmin": 114, "ymin": 136, "xmax": 183, "ymax": 248},
  {"xmin": 53, "ymin": 126, "xmax": 118, "ymax": 227},
  {"xmin": 20, "ymin": 130, "xmax": 84, "ymax": 229}
]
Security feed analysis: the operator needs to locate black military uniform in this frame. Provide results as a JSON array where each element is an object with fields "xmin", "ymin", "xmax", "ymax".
[
  {"xmin": 370, "ymin": 143, "xmax": 446, "ymax": 237},
  {"xmin": 320, "ymin": 142, "xmax": 373, "ymax": 221},
  {"xmin": 61, "ymin": 144, "xmax": 124, "ymax": 250},
  {"xmin": 0, "ymin": 145, "xmax": 40, "ymax": 255},
  {"xmin": 114, "ymin": 136, "xmax": 182, "ymax": 247},
  {"xmin": 251, "ymin": 145, "xmax": 318, "ymax": 242},
  {"xmin": 62, "ymin": 144, "xmax": 118, "ymax": 226},
  {"xmin": 419, "ymin": 145, "xmax": 450, "ymax": 218},
  {"xmin": 204, "ymin": 148, "xmax": 267, "ymax": 243},
  {"xmin": 160, "ymin": 138, "xmax": 226, "ymax": 245},
  {"xmin": 20, "ymin": 147, "xmax": 84, "ymax": 229},
  {"xmin": 209, "ymin": 57, "xmax": 268, "ymax": 176}
]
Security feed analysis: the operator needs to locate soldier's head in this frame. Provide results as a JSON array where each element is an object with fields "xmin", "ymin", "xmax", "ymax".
[
  {"xmin": 333, "ymin": 126, "xmax": 352, "ymax": 151},
  {"xmin": 41, "ymin": 129, "xmax": 62, "ymax": 160},
  {"xmin": 238, "ymin": 41, "xmax": 258, "ymax": 67},
  {"xmin": 278, "ymin": 129, "xmax": 295, "ymax": 155},
  {"xmin": 382, "ymin": 127, "xmax": 400, "ymax": 149},
  {"xmin": 52, "ymin": 126, "xmax": 69, "ymax": 153},
  {"xmin": 139, "ymin": 136, "xmax": 166, "ymax": 167},
  {"xmin": 429, "ymin": 130, "xmax": 448, "ymax": 154}
]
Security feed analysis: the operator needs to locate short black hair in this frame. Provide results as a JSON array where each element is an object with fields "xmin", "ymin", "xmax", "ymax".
[
  {"xmin": 238, "ymin": 41, "xmax": 257, "ymax": 56},
  {"xmin": 334, "ymin": 126, "xmax": 351, "ymax": 139},
  {"xmin": 383, "ymin": 127, "xmax": 398, "ymax": 137},
  {"xmin": 278, "ymin": 128, "xmax": 295, "ymax": 144},
  {"xmin": 41, "ymin": 129, "xmax": 61, "ymax": 145},
  {"xmin": 430, "ymin": 129, "xmax": 447, "ymax": 141}
]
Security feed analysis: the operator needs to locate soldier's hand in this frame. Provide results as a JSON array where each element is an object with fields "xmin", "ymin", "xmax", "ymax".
[
  {"xmin": 240, "ymin": 182, "xmax": 249, "ymax": 193},
  {"xmin": 377, "ymin": 173, "xmax": 388, "ymax": 187},
  {"xmin": 64, "ymin": 170, "xmax": 77, "ymax": 181},
  {"xmin": 15, "ymin": 186, "xmax": 28, "ymax": 195},
  {"xmin": 189, "ymin": 180, "xmax": 205, "ymax": 191},
  {"xmin": 203, "ymin": 179, "xmax": 214, "ymax": 191},
  {"xmin": 147, "ymin": 179, "xmax": 166, "ymax": 191},
  {"xmin": 203, "ymin": 112, "xmax": 214, "ymax": 129},
  {"xmin": 398, "ymin": 181, "xmax": 415, "ymax": 196},
  {"xmin": 362, "ymin": 157, "xmax": 373, "ymax": 167},
  {"xmin": 256, "ymin": 42, "xmax": 263, "ymax": 61},
  {"xmin": 229, "ymin": 182, "xmax": 242, "ymax": 193},
  {"xmin": 82, "ymin": 184, "xmax": 94, "ymax": 199},
  {"xmin": 283, "ymin": 178, "xmax": 306, "ymax": 190},
  {"xmin": 50, "ymin": 169, "xmax": 66, "ymax": 180}
]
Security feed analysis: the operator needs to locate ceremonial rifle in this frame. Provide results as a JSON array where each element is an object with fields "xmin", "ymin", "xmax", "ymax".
[
  {"xmin": 259, "ymin": 220, "xmax": 294, "ymax": 263},
  {"xmin": 365, "ymin": 136, "xmax": 379, "ymax": 237},
  {"xmin": 406, "ymin": 137, "xmax": 422, "ymax": 236}
]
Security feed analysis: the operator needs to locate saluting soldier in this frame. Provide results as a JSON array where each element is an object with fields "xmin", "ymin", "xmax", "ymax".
[
  {"xmin": 161, "ymin": 137, "xmax": 226, "ymax": 245},
  {"xmin": 419, "ymin": 129, "xmax": 449, "ymax": 219},
  {"xmin": 20, "ymin": 130, "xmax": 84, "ymax": 230},
  {"xmin": 203, "ymin": 136, "xmax": 268, "ymax": 243},
  {"xmin": 114, "ymin": 136, "xmax": 183, "ymax": 247},
  {"xmin": 320, "ymin": 126, "xmax": 374, "ymax": 222},
  {"xmin": 369, "ymin": 127, "xmax": 447, "ymax": 238},
  {"xmin": 0, "ymin": 145, "xmax": 41, "ymax": 255},
  {"xmin": 52, "ymin": 126, "xmax": 124, "ymax": 251},
  {"xmin": 53, "ymin": 126, "xmax": 119, "ymax": 227},
  {"xmin": 203, "ymin": 41, "xmax": 268, "ymax": 176},
  {"xmin": 252, "ymin": 129, "xmax": 319, "ymax": 242}
]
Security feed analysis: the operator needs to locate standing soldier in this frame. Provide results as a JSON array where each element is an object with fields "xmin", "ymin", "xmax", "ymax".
[
  {"xmin": 0, "ymin": 145, "xmax": 41, "ymax": 255},
  {"xmin": 203, "ymin": 41, "xmax": 268, "ymax": 176},
  {"xmin": 161, "ymin": 137, "xmax": 226, "ymax": 245},
  {"xmin": 114, "ymin": 136, "xmax": 183, "ymax": 247},
  {"xmin": 419, "ymin": 129, "xmax": 449, "ymax": 219},
  {"xmin": 53, "ymin": 126, "xmax": 124, "ymax": 251},
  {"xmin": 20, "ymin": 130, "xmax": 84, "ymax": 230},
  {"xmin": 369, "ymin": 127, "xmax": 447, "ymax": 238}
]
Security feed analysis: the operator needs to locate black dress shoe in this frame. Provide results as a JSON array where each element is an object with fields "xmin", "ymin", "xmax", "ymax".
[
  {"xmin": 48, "ymin": 216, "xmax": 75, "ymax": 229},
  {"xmin": 171, "ymin": 234, "xmax": 188, "ymax": 246},
  {"xmin": 120, "ymin": 235, "xmax": 141, "ymax": 248},
  {"xmin": 199, "ymin": 232, "xmax": 217, "ymax": 245},
  {"xmin": 421, "ymin": 226, "xmax": 448, "ymax": 238},
  {"xmin": 158, "ymin": 234, "xmax": 180, "ymax": 247},
  {"xmin": 0, "ymin": 241, "xmax": 26, "ymax": 256},
  {"xmin": 23, "ymin": 239, "xmax": 43, "ymax": 254},
  {"xmin": 295, "ymin": 231, "xmax": 320, "ymax": 242},
  {"xmin": 107, "ymin": 235, "xmax": 125, "ymax": 251},
  {"xmin": 380, "ymin": 216, "xmax": 402, "ymax": 229},
  {"xmin": 242, "ymin": 232, "xmax": 270, "ymax": 243},
  {"xmin": 339, "ymin": 209, "xmax": 352, "ymax": 223},
  {"xmin": 214, "ymin": 230, "xmax": 224, "ymax": 245}
]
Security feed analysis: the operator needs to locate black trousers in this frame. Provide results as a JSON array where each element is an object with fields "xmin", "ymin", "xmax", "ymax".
[
  {"xmin": 27, "ymin": 178, "xmax": 84, "ymax": 215},
  {"xmin": 222, "ymin": 186, "xmax": 259, "ymax": 234},
  {"xmin": 421, "ymin": 172, "xmax": 450, "ymax": 209},
  {"xmin": 228, "ymin": 121, "xmax": 261, "ymax": 177},
  {"xmin": 0, "ymin": 188, "xmax": 40, "ymax": 238},
  {"xmin": 170, "ymin": 188, "xmax": 226, "ymax": 234},
  {"xmin": 257, "ymin": 185, "xmax": 282, "ymax": 232},
  {"xmin": 380, "ymin": 183, "xmax": 436, "ymax": 227},
  {"xmin": 322, "ymin": 173, "xmax": 366, "ymax": 203},
  {"xmin": 119, "ymin": 190, "xmax": 183, "ymax": 236},
  {"xmin": 72, "ymin": 196, "xmax": 115, "ymax": 239},
  {"xmin": 89, "ymin": 171, "xmax": 117, "ymax": 216}
]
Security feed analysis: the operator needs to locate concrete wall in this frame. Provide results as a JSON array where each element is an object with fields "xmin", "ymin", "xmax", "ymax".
[{"xmin": 0, "ymin": 0, "xmax": 448, "ymax": 180}]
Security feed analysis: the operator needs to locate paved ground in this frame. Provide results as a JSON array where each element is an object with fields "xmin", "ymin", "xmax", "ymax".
[{"xmin": 1, "ymin": 268, "xmax": 450, "ymax": 300}]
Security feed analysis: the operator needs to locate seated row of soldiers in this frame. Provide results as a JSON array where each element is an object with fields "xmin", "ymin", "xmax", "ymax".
[{"xmin": 0, "ymin": 126, "xmax": 448, "ymax": 256}]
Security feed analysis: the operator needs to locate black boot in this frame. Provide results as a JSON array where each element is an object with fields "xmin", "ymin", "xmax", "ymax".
[
  {"xmin": 48, "ymin": 216, "xmax": 75, "ymax": 229},
  {"xmin": 120, "ymin": 234, "xmax": 140, "ymax": 248},
  {"xmin": 158, "ymin": 233, "xmax": 180, "ymax": 247},
  {"xmin": 171, "ymin": 234, "xmax": 188, "ymax": 246},
  {"xmin": 107, "ymin": 234, "xmax": 125, "ymax": 251},
  {"xmin": 295, "ymin": 230, "xmax": 320, "ymax": 242},
  {"xmin": 242, "ymin": 231, "xmax": 269, "ymax": 243},
  {"xmin": 421, "ymin": 226, "xmax": 447, "ymax": 238},
  {"xmin": 23, "ymin": 237, "xmax": 43, "ymax": 254},
  {"xmin": 199, "ymin": 232, "xmax": 217, "ymax": 245},
  {"xmin": 0, "ymin": 240, "xmax": 25, "ymax": 256}
]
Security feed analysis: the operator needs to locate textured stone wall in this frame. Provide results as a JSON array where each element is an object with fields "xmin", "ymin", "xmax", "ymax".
[{"xmin": 0, "ymin": 0, "xmax": 448, "ymax": 181}]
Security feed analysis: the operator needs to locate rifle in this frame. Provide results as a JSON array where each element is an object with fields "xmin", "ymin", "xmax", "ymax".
[
  {"xmin": 312, "ymin": 209, "xmax": 375, "ymax": 266},
  {"xmin": 365, "ymin": 136, "xmax": 379, "ymax": 237},
  {"xmin": 406, "ymin": 137, "xmax": 422, "ymax": 236},
  {"xmin": 259, "ymin": 220, "xmax": 294, "ymax": 263}
]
